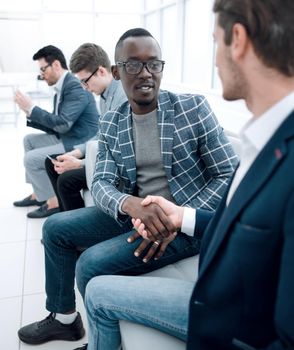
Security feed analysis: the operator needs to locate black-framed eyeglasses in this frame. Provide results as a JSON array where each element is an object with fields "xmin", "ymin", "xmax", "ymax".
[
  {"xmin": 80, "ymin": 68, "xmax": 99, "ymax": 87},
  {"xmin": 116, "ymin": 60, "xmax": 165, "ymax": 75},
  {"xmin": 40, "ymin": 63, "xmax": 52, "ymax": 73}
]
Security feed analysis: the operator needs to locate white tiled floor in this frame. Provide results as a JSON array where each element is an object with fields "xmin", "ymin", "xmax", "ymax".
[{"xmin": 0, "ymin": 120, "xmax": 87, "ymax": 350}]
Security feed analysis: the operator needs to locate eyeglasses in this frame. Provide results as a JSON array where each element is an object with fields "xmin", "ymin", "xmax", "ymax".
[
  {"xmin": 80, "ymin": 68, "xmax": 99, "ymax": 87},
  {"xmin": 40, "ymin": 63, "xmax": 52, "ymax": 73},
  {"xmin": 116, "ymin": 60, "xmax": 165, "ymax": 75}
]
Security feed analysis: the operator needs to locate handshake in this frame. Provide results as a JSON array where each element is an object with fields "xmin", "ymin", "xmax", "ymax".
[{"xmin": 124, "ymin": 195, "xmax": 185, "ymax": 263}]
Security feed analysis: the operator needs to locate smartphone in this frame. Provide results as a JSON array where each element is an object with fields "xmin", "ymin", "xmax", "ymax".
[{"xmin": 47, "ymin": 155, "xmax": 57, "ymax": 161}]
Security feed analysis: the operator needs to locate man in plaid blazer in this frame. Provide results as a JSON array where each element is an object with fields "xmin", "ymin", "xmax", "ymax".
[
  {"xmin": 17, "ymin": 28, "xmax": 237, "ymax": 346},
  {"xmin": 91, "ymin": 90, "xmax": 237, "ymax": 225}
]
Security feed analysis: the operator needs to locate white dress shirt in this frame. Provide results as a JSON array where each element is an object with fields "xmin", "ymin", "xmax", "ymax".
[
  {"xmin": 182, "ymin": 91, "xmax": 294, "ymax": 236},
  {"xmin": 52, "ymin": 71, "xmax": 68, "ymax": 112}
]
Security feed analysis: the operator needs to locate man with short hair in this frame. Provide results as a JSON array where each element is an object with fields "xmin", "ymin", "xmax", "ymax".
[
  {"xmin": 44, "ymin": 43, "xmax": 126, "ymax": 211},
  {"xmin": 13, "ymin": 45, "xmax": 98, "ymax": 218},
  {"xmin": 84, "ymin": 1, "xmax": 294, "ymax": 349},
  {"xmin": 17, "ymin": 28, "xmax": 237, "ymax": 346}
]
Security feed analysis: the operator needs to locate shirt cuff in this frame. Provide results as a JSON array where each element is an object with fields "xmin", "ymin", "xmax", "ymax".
[
  {"xmin": 27, "ymin": 104, "xmax": 36, "ymax": 117},
  {"xmin": 118, "ymin": 195, "xmax": 131, "ymax": 215},
  {"xmin": 181, "ymin": 207, "xmax": 196, "ymax": 236}
]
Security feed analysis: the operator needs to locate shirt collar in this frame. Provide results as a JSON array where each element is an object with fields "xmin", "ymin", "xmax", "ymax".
[
  {"xmin": 101, "ymin": 78, "xmax": 117, "ymax": 101},
  {"xmin": 53, "ymin": 71, "xmax": 68, "ymax": 94},
  {"xmin": 240, "ymin": 90, "xmax": 294, "ymax": 152}
]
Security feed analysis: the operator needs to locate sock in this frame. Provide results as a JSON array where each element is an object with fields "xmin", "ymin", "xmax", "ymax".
[{"xmin": 55, "ymin": 311, "xmax": 78, "ymax": 324}]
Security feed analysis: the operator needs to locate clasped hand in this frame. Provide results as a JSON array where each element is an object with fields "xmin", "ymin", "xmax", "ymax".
[
  {"xmin": 52, "ymin": 154, "xmax": 83, "ymax": 174},
  {"xmin": 124, "ymin": 196, "xmax": 183, "ymax": 263}
]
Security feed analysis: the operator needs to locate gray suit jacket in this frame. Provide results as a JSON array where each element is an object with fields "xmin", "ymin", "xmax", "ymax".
[
  {"xmin": 75, "ymin": 79, "xmax": 127, "ymax": 157},
  {"xmin": 27, "ymin": 72, "xmax": 99, "ymax": 151}
]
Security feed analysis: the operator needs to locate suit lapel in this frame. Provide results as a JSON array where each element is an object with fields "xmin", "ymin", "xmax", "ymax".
[
  {"xmin": 57, "ymin": 73, "xmax": 69, "ymax": 108},
  {"xmin": 118, "ymin": 110, "xmax": 137, "ymax": 184},
  {"xmin": 53, "ymin": 93, "xmax": 57, "ymax": 114},
  {"xmin": 54, "ymin": 72, "xmax": 70, "ymax": 114},
  {"xmin": 198, "ymin": 112, "xmax": 294, "ymax": 279}
]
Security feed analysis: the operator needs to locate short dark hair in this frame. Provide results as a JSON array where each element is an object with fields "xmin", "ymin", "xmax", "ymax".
[
  {"xmin": 33, "ymin": 45, "xmax": 68, "ymax": 70},
  {"xmin": 70, "ymin": 43, "xmax": 111, "ymax": 73},
  {"xmin": 115, "ymin": 28, "xmax": 159, "ymax": 62},
  {"xmin": 213, "ymin": 0, "xmax": 294, "ymax": 76}
]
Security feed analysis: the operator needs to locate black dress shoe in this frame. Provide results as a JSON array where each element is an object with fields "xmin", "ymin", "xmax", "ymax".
[
  {"xmin": 27, "ymin": 203, "xmax": 60, "ymax": 218},
  {"xmin": 18, "ymin": 312, "xmax": 85, "ymax": 345},
  {"xmin": 74, "ymin": 344, "xmax": 88, "ymax": 350},
  {"xmin": 13, "ymin": 195, "xmax": 46, "ymax": 207}
]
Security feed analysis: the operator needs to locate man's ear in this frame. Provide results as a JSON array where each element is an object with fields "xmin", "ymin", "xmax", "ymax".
[
  {"xmin": 230, "ymin": 23, "xmax": 249, "ymax": 61},
  {"xmin": 98, "ymin": 66, "xmax": 106, "ymax": 76},
  {"xmin": 51, "ymin": 59, "xmax": 60, "ymax": 69},
  {"xmin": 111, "ymin": 65, "xmax": 120, "ymax": 80}
]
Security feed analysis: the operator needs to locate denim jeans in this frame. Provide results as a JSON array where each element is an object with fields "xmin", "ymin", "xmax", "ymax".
[
  {"xmin": 76, "ymin": 231, "xmax": 200, "ymax": 299},
  {"xmin": 85, "ymin": 275, "xmax": 195, "ymax": 350},
  {"xmin": 43, "ymin": 206, "xmax": 132, "ymax": 313},
  {"xmin": 43, "ymin": 205, "xmax": 200, "ymax": 314}
]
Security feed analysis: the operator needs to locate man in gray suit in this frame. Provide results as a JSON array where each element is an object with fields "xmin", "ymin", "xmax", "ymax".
[{"xmin": 13, "ymin": 45, "xmax": 98, "ymax": 218}]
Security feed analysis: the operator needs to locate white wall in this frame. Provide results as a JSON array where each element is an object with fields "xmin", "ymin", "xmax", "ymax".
[
  {"xmin": 0, "ymin": 0, "xmax": 251, "ymax": 132},
  {"xmin": 0, "ymin": 0, "xmax": 144, "ymax": 72}
]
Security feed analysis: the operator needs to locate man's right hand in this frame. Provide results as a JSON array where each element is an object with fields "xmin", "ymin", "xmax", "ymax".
[
  {"xmin": 131, "ymin": 195, "xmax": 184, "ymax": 239},
  {"xmin": 122, "ymin": 196, "xmax": 177, "ymax": 241},
  {"xmin": 53, "ymin": 153, "xmax": 83, "ymax": 174}
]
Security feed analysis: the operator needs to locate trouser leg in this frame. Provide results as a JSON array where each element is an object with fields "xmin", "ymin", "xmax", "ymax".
[
  {"xmin": 23, "ymin": 134, "xmax": 65, "ymax": 201},
  {"xmin": 76, "ymin": 230, "xmax": 200, "ymax": 299},
  {"xmin": 57, "ymin": 167, "xmax": 87, "ymax": 211},
  {"xmin": 85, "ymin": 275, "xmax": 194, "ymax": 350},
  {"xmin": 42, "ymin": 206, "xmax": 132, "ymax": 313},
  {"xmin": 44, "ymin": 154, "xmax": 63, "ymax": 209}
]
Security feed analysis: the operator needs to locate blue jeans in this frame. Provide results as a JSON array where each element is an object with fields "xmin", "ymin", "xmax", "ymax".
[
  {"xmin": 43, "ymin": 205, "xmax": 200, "ymax": 313},
  {"xmin": 43, "ymin": 206, "xmax": 132, "ymax": 313},
  {"xmin": 85, "ymin": 275, "xmax": 194, "ymax": 350},
  {"xmin": 76, "ymin": 231, "xmax": 199, "ymax": 299}
]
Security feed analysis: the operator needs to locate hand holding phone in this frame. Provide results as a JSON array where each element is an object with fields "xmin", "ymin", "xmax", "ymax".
[{"xmin": 47, "ymin": 155, "xmax": 57, "ymax": 161}]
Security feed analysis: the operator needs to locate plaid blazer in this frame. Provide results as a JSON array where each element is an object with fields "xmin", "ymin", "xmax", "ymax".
[{"xmin": 91, "ymin": 90, "xmax": 238, "ymax": 224}]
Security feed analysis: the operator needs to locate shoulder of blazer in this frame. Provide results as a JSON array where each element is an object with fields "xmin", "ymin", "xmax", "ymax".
[
  {"xmin": 61, "ymin": 72, "xmax": 81, "ymax": 91},
  {"xmin": 101, "ymin": 100, "xmax": 130, "ymax": 121},
  {"xmin": 60, "ymin": 72, "xmax": 91, "ymax": 102},
  {"xmin": 158, "ymin": 90, "xmax": 207, "ymax": 113}
]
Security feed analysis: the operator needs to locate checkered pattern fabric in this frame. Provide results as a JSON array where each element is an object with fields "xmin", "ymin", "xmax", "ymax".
[{"xmin": 91, "ymin": 90, "xmax": 238, "ymax": 224}]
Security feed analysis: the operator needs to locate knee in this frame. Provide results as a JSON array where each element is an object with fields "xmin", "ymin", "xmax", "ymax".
[
  {"xmin": 23, "ymin": 134, "xmax": 32, "ymax": 151},
  {"xmin": 75, "ymin": 249, "xmax": 92, "ymax": 295},
  {"xmin": 23, "ymin": 150, "xmax": 34, "ymax": 169},
  {"xmin": 23, "ymin": 150, "xmax": 43, "ymax": 170},
  {"xmin": 85, "ymin": 276, "xmax": 113, "ymax": 307},
  {"xmin": 75, "ymin": 247, "xmax": 108, "ymax": 298},
  {"xmin": 56, "ymin": 173, "xmax": 69, "ymax": 193},
  {"xmin": 42, "ymin": 213, "xmax": 64, "ymax": 245}
]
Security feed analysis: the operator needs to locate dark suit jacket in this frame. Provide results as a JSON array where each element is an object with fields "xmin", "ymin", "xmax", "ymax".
[
  {"xmin": 27, "ymin": 72, "xmax": 98, "ymax": 151},
  {"xmin": 187, "ymin": 111, "xmax": 294, "ymax": 350}
]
